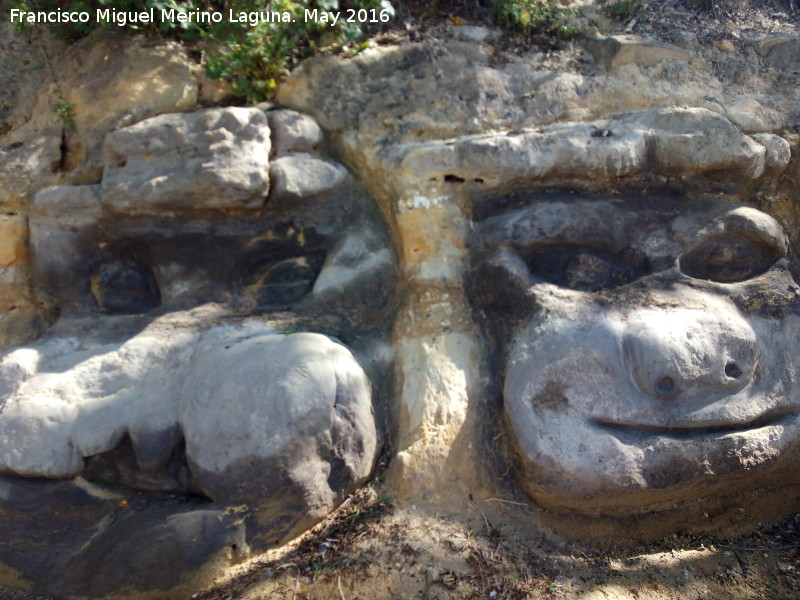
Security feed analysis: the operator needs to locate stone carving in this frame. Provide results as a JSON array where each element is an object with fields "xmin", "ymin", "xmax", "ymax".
[
  {"xmin": 0, "ymin": 108, "xmax": 396, "ymax": 598},
  {"xmin": 471, "ymin": 196, "xmax": 800, "ymax": 518}
]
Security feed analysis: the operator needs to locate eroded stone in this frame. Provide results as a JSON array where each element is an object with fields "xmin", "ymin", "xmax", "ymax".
[
  {"xmin": 0, "ymin": 111, "xmax": 396, "ymax": 600},
  {"xmin": 587, "ymin": 34, "xmax": 692, "ymax": 69},
  {"xmin": 470, "ymin": 197, "xmax": 800, "ymax": 517},
  {"xmin": 101, "ymin": 107, "xmax": 271, "ymax": 213},
  {"xmin": 268, "ymin": 109, "xmax": 324, "ymax": 156}
]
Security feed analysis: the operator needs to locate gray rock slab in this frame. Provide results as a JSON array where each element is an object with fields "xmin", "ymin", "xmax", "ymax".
[
  {"xmin": 751, "ymin": 133, "xmax": 792, "ymax": 175},
  {"xmin": 0, "ymin": 319, "xmax": 377, "ymax": 505},
  {"xmin": 763, "ymin": 37, "xmax": 800, "ymax": 72},
  {"xmin": 398, "ymin": 107, "xmax": 767, "ymax": 185},
  {"xmin": 269, "ymin": 153, "xmax": 348, "ymax": 201},
  {"xmin": 587, "ymin": 34, "xmax": 692, "ymax": 69},
  {"xmin": 268, "ymin": 109, "xmax": 324, "ymax": 156},
  {"xmin": 101, "ymin": 107, "xmax": 271, "ymax": 213}
]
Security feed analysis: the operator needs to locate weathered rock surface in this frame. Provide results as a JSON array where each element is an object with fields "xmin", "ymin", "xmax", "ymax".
[
  {"xmin": 101, "ymin": 107, "xmax": 271, "ymax": 212},
  {"xmin": 269, "ymin": 153, "xmax": 347, "ymax": 202},
  {"xmin": 0, "ymin": 214, "xmax": 27, "ymax": 271},
  {"xmin": 471, "ymin": 198, "xmax": 800, "ymax": 515},
  {"xmin": 0, "ymin": 319, "xmax": 376, "ymax": 512},
  {"xmin": 762, "ymin": 36, "xmax": 800, "ymax": 71},
  {"xmin": 752, "ymin": 133, "xmax": 792, "ymax": 174},
  {"xmin": 587, "ymin": 34, "xmax": 693, "ymax": 69},
  {"xmin": 268, "ymin": 109, "xmax": 324, "ymax": 156},
  {"xmin": 2, "ymin": 32, "xmax": 203, "ymax": 184},
  {"xmin": 0, "ymin": 106, "xmax": 396, "ymax": 599},
  {"xmin": 723, "ymin": 96, "xmax": 785, "ymax": 133},
  {"xmin": 395, "ymin": 107, "xmax": 770, "ymax": 188},
  {"xmin": 1, "ymin": 14, "xmax": 800, "ymax": 600}
]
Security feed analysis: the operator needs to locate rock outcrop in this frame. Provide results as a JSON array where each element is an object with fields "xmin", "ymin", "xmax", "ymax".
[
  {"xmin": 0, "ymin": 10, "xmax": 799, "ymax": 600},
  {"xmin": 0, "ymin": 103, "xmax": 396, "ymax": 598}
]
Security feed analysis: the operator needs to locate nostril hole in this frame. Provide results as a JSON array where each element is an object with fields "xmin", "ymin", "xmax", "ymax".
[
  {"xmin": 725, "ymin": 362, "xmax": 743, "ymax": 379},
  {"xmin": 655, "ymin": 376, "xmax": 676, "ymax": 396}
]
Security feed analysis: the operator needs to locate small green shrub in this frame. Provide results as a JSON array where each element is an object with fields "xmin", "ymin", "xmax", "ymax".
[
  {"xmin": 6, "ymin": 0, "xmax": 394, "ymax": 103},
  {"xmin": 606, "ymin": 0, "xmax": 643, "ymax": 21},
  {"xmin": 205, "ymin": 0, "xmax": 394, "ymax": 103},
  {"xmin": 493, "ymin": 0, "xmax": 579, "ymax": 39}
]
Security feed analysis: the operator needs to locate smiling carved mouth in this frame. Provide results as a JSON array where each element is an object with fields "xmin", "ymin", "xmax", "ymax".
[{"xmin": 590, "ymin": 406, "xmax": 800, "ymax": 438}]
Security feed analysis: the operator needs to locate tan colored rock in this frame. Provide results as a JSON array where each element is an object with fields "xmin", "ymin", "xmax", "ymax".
[
  {"xmin": 762, "ymin": 37, "xmax": 800, "ymax": 72},
  {"xmin": 587, "ymin": 35, "xmax": 692, "ymax": 69},
  {"xmin": 0, "ymin": 266, "xmax": 28, "ymax": 312},
  {"xmin": 198, "ymin": 75, "xmax": 233, "ymax": 106},
  {"xmin": 0, "ymin": 132, "xmax": 62, "ymax": 209},
  {"xmin": 723, "ymin": 96, "xmax": 785, "ymax": 133},
  {"xmin": 0, "ymin": 214, "xmax": 27, "ymax": 268},
  {"xmin": 751, "ymin": 133, "xmax": 792, "ymax": 175},
  {"xmin": 394, "ymin": 108, "xmax": 767, "ymax": 186},
  {"xmin": 267, "ymin": 109, "xmax": 324, "ymax": 156},
  {"xmin": 628, "ymin": 107, "xmax": 767, "ymax": 179},
  {"xmin": 101, "ymin": 107, "xmax": 271, "ymax": 213},
  {"xmin": 757, "ymin": 36, "xmax": 793, "ymax": 56},
  {"xmin": 0, "ymin": 304, "xmax": 50, "ymax": 350},
  {"xmin": 714, "ymin": 39, "xmax": 735, "ymax": 53},
  {"xmin": 5, "ymin": 33, "xmax": 201, "ymax": 183}
]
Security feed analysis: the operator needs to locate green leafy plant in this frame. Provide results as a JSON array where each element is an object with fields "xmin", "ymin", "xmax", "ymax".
[
  {"xmin": 204, "ymin": 0, "xmax": 394, "ymax": 102},
  {"xmin": 6, "ymin": 0, "xmax": 395, "ymax": 104},
  {"xmin": 607, "ymin": 0, "xmax": 643, "ymax": 21},
  {"xmin": 493, "ymin": 0, "xmax": 579, "ymax": 39}
]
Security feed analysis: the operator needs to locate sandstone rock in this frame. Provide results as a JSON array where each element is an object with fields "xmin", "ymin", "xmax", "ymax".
[
  {"xmin": 471, "ymin": 198, "xmax": 800, "ymax": 515},
  {"xmin": 586, "ymin": 35, "xmax": 692, "ymax": 69},
  {"xmin": 761, "ymin": 37, "xmax": 800, "ymax": 72},
  {"xmin": 669, "ymin": 30, "xmax": 697, "ymax": 49},
  {"xmin": 625, "ymin": 107, "xmax": 766, "ymax": 178},
  {"xmin": 269, "ymin": 153, "xmax": 347, "ymax": 201},
  {"xmin": 268, "ymin": 109, "xmax": 324, "ymax": 156},
  {"xmin": 29, "ymin": 185, "xmax": 102, "ymax": 310},
  {"xmin": 101, "ymin": 107, "xmax": 271, "ymax": 213},
  {"xmin": 0, "ymin": 214, "xmax": 27, "ymax": 269},
  {"xmin": 723, "ymin": 96, "xmax": 785, "ymax": 133},
  {"xmin": 0, "ymin": 305, "xmax": 52, "ymax": 350},
  {"xmin": 4, "ymin": 34, "xmax": 201, "ymax": 182},
  {"xmin": 312, "ymin": 230, "xmax": 395, "ymax": 296},
  {"xmin": 0, "ymin": 317, "xmax": 377, "ymax": 528},
  {"xmin": 714, "ymin": 39, "xmax": 735, "ymax": 53},
  {"xmin": 181, "ymin": 329, "xmax": 377, "ymax": 512},
  {"xmin": 452, "ymin": 25, "xmax": 491, "ymax": 43},
  {"xmin": 0, "ymin": 103, "xmax": 397, "ymax": 596},
  {"xmin": 198, "ymin": 75, "xmax": 233, "ymax": 106},
  {"xmin": 397, "ymin": 108, "xmax": 767, "ymax": 185},
  {"xmin": 0, "ymin": 132, "xmax": 62, "ymax": 209},
  {"xmin": 31, "ymin": 184, "xmax": 102, "ymax": 226},
  {"xmin": 453, "ymin": 124, "xmax": 648, "ymax": 183},
  {"xmin": 751, "ymin": 133, "xmax": 792, "ymax": 175}
]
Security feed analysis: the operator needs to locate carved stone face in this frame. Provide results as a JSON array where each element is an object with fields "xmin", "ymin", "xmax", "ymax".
[
  {"xmin": 471, "ymin": 197, "xmax": 800, "ymax": 516},
  {"xmin": 0, "ymin": 109, "xmax": 396, "ymax": 598}
]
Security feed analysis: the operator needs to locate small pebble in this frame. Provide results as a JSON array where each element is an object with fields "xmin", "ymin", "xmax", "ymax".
[{"xmin": 715, "ymin": 39, "xmax": 735, "ymax": 52}]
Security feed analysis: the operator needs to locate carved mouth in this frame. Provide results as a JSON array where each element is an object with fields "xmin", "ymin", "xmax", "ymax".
[{"xmin": 591, "ymin": 406, "xmax": 800, "ymax": 438}]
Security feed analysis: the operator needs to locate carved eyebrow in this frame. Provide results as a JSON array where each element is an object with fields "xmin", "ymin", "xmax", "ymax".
[{"xmin": 477, "ymin": 203, "xmax": 625, "ymax": 250}]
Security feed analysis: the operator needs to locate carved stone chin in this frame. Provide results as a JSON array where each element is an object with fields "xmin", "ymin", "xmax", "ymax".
[{"xmin": 471, "ymin": 197, "xmax": 800, "ymax": 517}]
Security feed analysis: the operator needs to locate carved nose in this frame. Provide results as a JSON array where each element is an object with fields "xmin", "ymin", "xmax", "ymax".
[{"xmin": 622, "ymin": 308, "xmax": 757, "ymax": 401}]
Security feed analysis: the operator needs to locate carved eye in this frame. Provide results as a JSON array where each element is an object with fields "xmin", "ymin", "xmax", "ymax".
[
  {"xmin": 680, "ymin": 234, "xmax": 782, "ymax": 283},
  {"xmin": 91, "ymin": 257, "xmax": 161, "ymax": 314},
  {"xmin": 234, "ymin": 252, "xmax": 325, "ymax": 310},
  {"xmin": 527, "ymin": 246, "xmax": 647, "ymax": 292}
]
